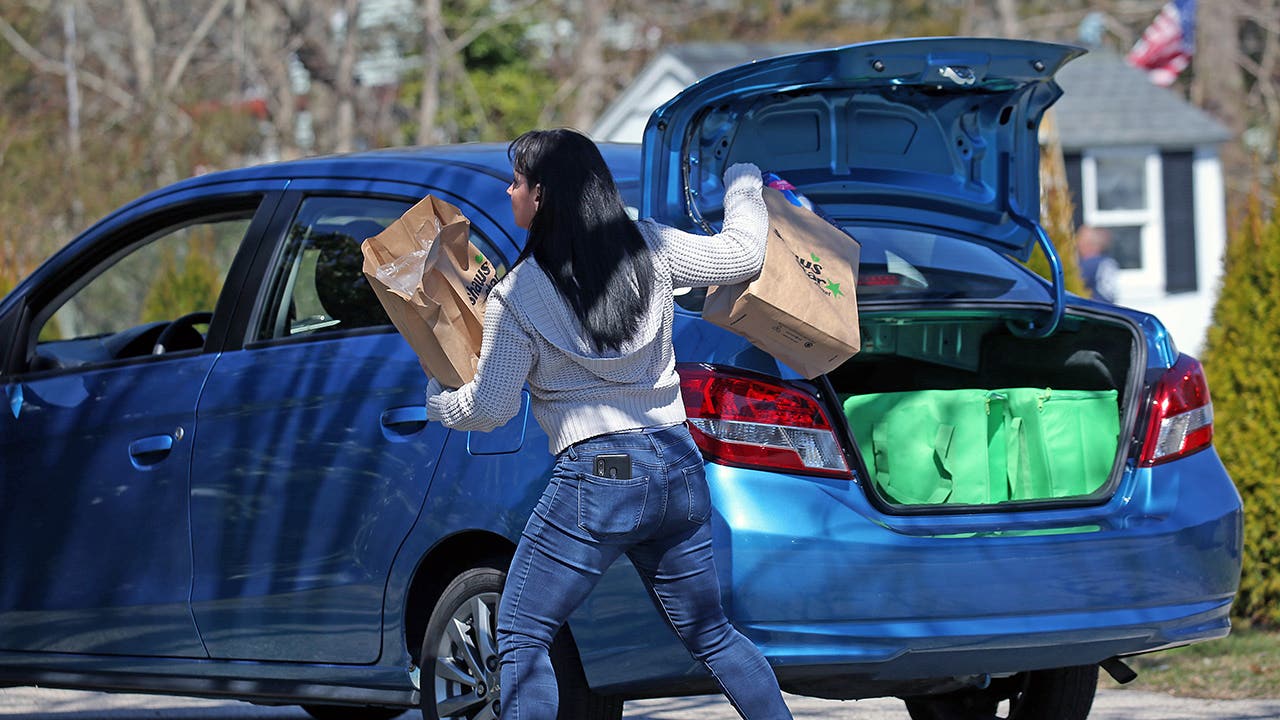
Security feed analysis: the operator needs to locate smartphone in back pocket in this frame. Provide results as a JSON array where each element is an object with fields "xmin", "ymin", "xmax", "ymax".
[{"xmin": 593, "ymin": 454, "xmax": 631, "ymax": 480}]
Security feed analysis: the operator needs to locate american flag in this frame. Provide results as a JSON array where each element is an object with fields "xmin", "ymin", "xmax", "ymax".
[{"xmin": 1126, "ymin": 0, "xmax": 1197, "ymax": 86}]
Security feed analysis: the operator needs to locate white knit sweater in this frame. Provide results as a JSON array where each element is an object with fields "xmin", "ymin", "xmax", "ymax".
[{"xmin": 426, "ymin": 163, "xmax": 768, "ymax": 454}]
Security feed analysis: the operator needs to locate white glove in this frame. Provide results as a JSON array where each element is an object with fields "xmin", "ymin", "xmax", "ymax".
[{"xmin": 723, "ymin": 162, "xmax": 763, "ymax": 192}]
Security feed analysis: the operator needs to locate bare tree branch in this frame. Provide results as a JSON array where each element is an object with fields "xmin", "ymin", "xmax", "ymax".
[
  {"xmin": 163, "ymin": 0, "xmax": 234, "ymax": 96},
  {"xmin": 0, "ymin": 12, "xmax": 133, "ymax": 107},
  {"xmin": 1237, "ymin": 50, "xmax": 1280, "ymax": 123},
  {"xmin": 1237, "ymin": 4, "xmax": 1280, "ymax": 35},
  {"xmin": 445, "ymin": 0, "xmax": 539, "ymax": 55},
  {"xmin": 124, "ymin": 0, "xmax": 155, "ymax": 98}
]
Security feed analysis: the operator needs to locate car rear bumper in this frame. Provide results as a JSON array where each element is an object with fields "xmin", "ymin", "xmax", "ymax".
[{"xmin": 574, "ymin": 449, "xmax": 1242, "ymax": 697}]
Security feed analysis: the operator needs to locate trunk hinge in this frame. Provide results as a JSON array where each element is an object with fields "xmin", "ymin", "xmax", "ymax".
[{"xmin": 1007, "ymin": 212, "xmax": 1065, "ymax": 339}]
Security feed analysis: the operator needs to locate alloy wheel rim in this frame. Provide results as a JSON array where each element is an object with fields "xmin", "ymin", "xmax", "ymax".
[{"xmin": 433, "ymin": 591, "xmax": 502, "ymax": 719}]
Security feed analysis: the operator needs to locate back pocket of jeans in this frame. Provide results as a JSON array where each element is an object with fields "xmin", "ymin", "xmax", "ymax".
[
  {"xmin": 577, "ymin": 473, "xmax": 648, "ymax": 536},
  {"xmin": 681, "ymin": 464, "xmax": 712, "ymax": 525}
]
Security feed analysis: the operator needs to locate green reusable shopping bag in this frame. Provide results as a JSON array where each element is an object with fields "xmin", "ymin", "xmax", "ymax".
[
  {"xmin": 842, "ymin": 387, "xmax": 1119, "ymax": 506},
  {"xmin": 842, "ymin": 390, "xmax": 1008, "ymax": 505},
  {"xmin": 1002, "ymin": 388, "xmax": 1119, "ymax": 500}
]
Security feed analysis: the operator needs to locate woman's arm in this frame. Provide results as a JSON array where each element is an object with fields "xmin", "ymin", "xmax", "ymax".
[
  {"xmin": 426, "ymin": 291, "xmax": 533, "ymax": 432},
  {"xmin": 647, "ymin": 162, "xmax": 769, "ymax": 289}
]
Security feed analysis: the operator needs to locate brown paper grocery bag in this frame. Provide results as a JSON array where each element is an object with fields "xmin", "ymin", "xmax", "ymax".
[
  {"xmin": 704, "ymin": 187, "xmax": 861, "ymax": 378},
  {"xmin": 361, "ymin": 195, "xmax": 501, "ymax": 388}
]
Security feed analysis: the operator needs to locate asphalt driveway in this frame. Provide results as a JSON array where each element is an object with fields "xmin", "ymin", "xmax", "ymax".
[{"xmin": 3, "ymin": 686, "xmax": 1280, "ymax": 719}]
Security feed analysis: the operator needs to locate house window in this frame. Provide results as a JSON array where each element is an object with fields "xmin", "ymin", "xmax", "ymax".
[{"xmin": 1081, "ymin": 148, "xmax": 1164, "ymax": 299}]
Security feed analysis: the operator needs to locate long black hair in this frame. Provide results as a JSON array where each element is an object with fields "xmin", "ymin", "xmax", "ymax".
[{"xmin": 508, "ymin": 128, "xmax": 655, "ymax": 353}]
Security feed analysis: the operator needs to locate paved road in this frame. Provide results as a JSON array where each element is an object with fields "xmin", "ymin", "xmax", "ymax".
[{"xmin": 3, "ymin": 687, "xmax": 1280, "ymax": 719}]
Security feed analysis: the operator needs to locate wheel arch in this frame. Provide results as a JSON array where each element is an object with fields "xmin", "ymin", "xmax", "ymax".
[{"xmin": 402, "ymin": 530, "xmax": 515, "ymax": 665}]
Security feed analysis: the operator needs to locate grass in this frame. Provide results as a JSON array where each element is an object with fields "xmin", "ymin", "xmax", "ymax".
[{"xmin": 1098, "ymin": 625, "xmax": 1280, "ymax": 699}]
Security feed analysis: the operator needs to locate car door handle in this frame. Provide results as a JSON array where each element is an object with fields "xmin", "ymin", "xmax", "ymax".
[
  {"xmin": 129, "ymin": 434, "xmax": 175, "ymax": 468},
  {"xmin": 380, "ymin": 405, "xmax": 428, "ymax": 438}
]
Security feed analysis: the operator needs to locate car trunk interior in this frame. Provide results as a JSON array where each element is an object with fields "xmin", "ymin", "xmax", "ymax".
[{"xmin": 827, "ymin": 311, "xmax": 1135, "ymax": 508}]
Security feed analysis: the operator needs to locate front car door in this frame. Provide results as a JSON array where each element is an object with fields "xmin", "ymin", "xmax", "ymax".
[{"xmin": 0, "ymin": 187, "xmax": 280, "ymax": 656}]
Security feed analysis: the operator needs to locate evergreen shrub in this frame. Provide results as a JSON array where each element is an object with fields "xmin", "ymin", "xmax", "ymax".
[{"xmin": 1201, "ymin": 183, "xmax": 1280, "ymax": 627}]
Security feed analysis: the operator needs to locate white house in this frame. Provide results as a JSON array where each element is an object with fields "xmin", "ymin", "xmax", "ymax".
[{"xmin": 593, "ymin": 42, "xmax": 1231, "ymax": 355}]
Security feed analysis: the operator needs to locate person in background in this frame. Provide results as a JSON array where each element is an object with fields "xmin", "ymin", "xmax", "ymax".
[
  {"xmin": 425, "ymin": 128, "xmax": 793, "ymax": 720},
  {"xmin": 1077, "ymin": 225, "xmax": 1120, "ymax": 303}
]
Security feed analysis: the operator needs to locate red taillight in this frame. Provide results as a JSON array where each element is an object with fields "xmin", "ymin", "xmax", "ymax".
[
  {"xmin": 1139, "ymin": 354, "xmax": 1214, "ymax": 466},
  {"xmin": 677, "ymin": 363, "xmax": 852, "ymax": 478}
]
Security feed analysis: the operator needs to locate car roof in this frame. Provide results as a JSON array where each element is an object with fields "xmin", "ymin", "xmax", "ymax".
[{"xmin": 175, "ymin": 142, "xmax": 644, "ymax": 190}]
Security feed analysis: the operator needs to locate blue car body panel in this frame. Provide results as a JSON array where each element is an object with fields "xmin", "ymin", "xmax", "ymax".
[
  {"xmin": 0, "ymin": 356, "xmax": 212, "ymax": 657},
  {"xmin": 568, "ymin": 419, "xmax": 1241, "ymax": 694},
  {"xmin": 190, "ymin": 333, "xmax": 448, "ymax": 663}
]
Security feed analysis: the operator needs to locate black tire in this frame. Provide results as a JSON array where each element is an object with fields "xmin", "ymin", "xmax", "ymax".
[
  {"xmin": 419, "ymin": 562, "xmax": 623, "ymax": 720},
  {"xmin": 904, "ymin": 665, "xmax": 1099, "ymax": 720},
  {"xmin": 301, "ymin": 704, "xmax": 405, "ymax": 720}
]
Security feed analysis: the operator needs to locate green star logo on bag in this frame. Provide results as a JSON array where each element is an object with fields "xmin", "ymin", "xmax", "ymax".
[{"xmin": 793, "ymin": 250, "xmax": 847, "ymax": 300}]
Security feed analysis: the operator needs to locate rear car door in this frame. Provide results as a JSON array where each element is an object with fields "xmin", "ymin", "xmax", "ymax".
[
  {"xmin": 0, "ymin": 187, "xmax": 279, "ymax": 656},
  {"xmin": 188, "ymin": 181, "xmax": 508, "ymax": 663}
]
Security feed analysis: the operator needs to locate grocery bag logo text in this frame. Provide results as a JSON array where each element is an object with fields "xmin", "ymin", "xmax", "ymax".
[
  {"xmin": 466, "ymin": 254, "xmax": 499, "ymax": 306},
  {"xmin": 794, "ymin": 250, "xmax": 845, "ymax": 299}
]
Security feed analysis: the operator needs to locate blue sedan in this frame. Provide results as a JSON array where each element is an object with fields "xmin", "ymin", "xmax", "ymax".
[{"xmin": 0, "ymin": 38, "xmax": 1240, "ymax": 720}]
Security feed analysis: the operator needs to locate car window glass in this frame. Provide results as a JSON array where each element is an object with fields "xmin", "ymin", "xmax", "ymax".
[
  {"xmin": 257, "ymin": 196, "xmax": 504, "ymax": 341},
  {"xmin": 32, "ymin": 215, "xmax": 249, "ymax": 369},
  {"xmin": 848, "ymin": 225, "xmax": 1038, "ymax": 300}
]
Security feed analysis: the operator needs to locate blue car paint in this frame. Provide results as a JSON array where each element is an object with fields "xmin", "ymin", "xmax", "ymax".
[
  {"xmin": 0, "ymin": 357, "xmax": 213, "ymax": 657},
  {"xmin": 570, "ymin": 442, "xmax": 1240, "ymax": 693},
  {"xmin": 189, "ymin": 332, "xmax": 447, "ymax": 664}
]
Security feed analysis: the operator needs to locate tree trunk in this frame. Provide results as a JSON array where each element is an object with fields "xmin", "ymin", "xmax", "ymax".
[
  {"xmin": 123, "ymin": 0, "xmax": 156, "ymax": 104},
  {"xmin": 245, "ymin": 1, "xmax": 302, "ymax": 159},
  {"xmin": 994, "ymin": 0, "xmax": 1022, "ymax": 37},
  {"xmin": 418, "ymin": 0, "xmax": 443, "ymax": 145},
  {"xmin": 1193, "ymin": 0, "xmax": 1246, "ymax": 135},
  {"xmin": 1192, "ymin": 0, "xmax": 1249, "ymax": 200},
  {"xmin": 570, "ymin": 0, "xmax": 607, "ymax": 131},
  {"xmin": 62, "ymin": 0, "xmax": 84, "ymax": 230},
  {"xmin": 334, "ymin": 0, "xmax": 361, "ymax": 152}
]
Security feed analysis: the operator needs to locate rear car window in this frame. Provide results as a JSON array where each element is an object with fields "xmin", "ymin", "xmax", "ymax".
[
  {"xmin": 849, "ymin": 226, "xmax": 1043, "ymax": 301},
  {"xmin": 256, "ymin": 196, "xmax": 503, "ymax": 341}
]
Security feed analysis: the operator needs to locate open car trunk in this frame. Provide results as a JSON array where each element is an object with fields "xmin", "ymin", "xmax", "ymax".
[
  {"xmin": 643, "ymin": 38, "xmax": 1135, "ymax": 510},
  {"xmin": 828, "ymin": 312, "xmax": 1135, "ymax": 509}
]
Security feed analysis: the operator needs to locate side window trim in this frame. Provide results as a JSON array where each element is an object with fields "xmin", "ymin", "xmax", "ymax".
[
  {"xmin": 9, "ymin": 192, "xmax": 282, "ymax": 379},
  {"xmin": 213, "ymin": 191, "xmax": 301, "ymax": 352}
]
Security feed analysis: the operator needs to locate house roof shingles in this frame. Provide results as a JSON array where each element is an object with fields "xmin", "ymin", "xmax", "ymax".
[{"xmin": 1052, "ymin": 47, "xmax": 1230, "ymax": 149}]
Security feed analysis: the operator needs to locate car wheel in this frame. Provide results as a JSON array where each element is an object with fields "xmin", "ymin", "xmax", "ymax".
[
  {"xmin": 419, "ymin": 562, "xmax": 622, "ymax": 720},
  {"xmin": 904, "ymin": 665, "xmax": 1098, "ymax": 720},
  {"xmin": 301, "ymin": 704, "xmax": 405, "ymax": 720}
]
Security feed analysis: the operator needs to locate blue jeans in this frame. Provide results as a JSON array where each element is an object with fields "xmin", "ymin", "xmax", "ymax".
[{"xmin": 497, "ymin": 423, "xmax": 792, "ymax": 720}]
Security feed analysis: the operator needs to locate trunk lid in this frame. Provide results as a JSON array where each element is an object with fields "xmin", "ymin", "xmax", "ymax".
[{"xmin": 639, "ymin": 37, "xmax": 1084, "ymax": 261}]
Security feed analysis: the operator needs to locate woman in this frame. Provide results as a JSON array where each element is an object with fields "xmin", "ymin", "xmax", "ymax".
[{"xmin": 425, "ymin": 128, "xmax": 791, "ymax": 720}]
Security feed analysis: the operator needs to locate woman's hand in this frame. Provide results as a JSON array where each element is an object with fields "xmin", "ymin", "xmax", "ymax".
[
  {"xmin": 723, "ymin": 162, "xmax": 763, "ymax": 191},
  {"xmin": 425, "ymin": 377, "xmax": 449, "ymax": 421}
]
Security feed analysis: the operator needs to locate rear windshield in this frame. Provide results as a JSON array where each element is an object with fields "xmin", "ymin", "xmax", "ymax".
[{"xmin": 849, "ymin": 225, "xmax": 1045, "ymax": 301}]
